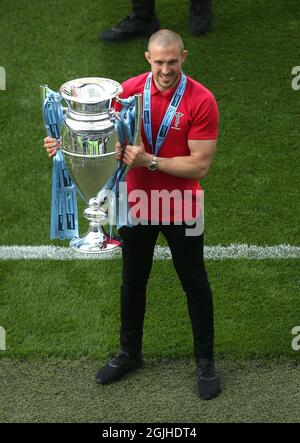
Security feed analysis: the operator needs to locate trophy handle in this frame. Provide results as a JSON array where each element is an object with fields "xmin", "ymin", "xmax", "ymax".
[
  {"xmin": 40, "ymin": 83, "xmax": 65, "ymax": 142},
  {"xmin": 115, "ymin": 94, "xmax": 143, "ymax": 146},
  {"xmin": 40, "ymin": 83, "xmax": 48, "ymax": 106}
]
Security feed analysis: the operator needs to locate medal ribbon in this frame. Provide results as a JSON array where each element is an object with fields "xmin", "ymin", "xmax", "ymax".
[
  {"xmin": 97, "ymin": 96, "xmax": 136, "ymax": 234},
  {"xmin": 42, "ymin": 88, "xmax": 79, "ymax": 241},
  {"xmin": 143, "ymin": 72, "xmax": 187, "ymax": 155}
]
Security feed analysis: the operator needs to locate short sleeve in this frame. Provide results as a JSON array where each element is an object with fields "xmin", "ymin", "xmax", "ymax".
[{"xmin": 188, "ymin": 92, "xmax": 219, "ymax": 140}]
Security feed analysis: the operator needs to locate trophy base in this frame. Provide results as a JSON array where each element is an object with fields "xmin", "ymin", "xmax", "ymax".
[{"xmin": 70, "ymin": 226, "xmax": 119, "ymax": 254}]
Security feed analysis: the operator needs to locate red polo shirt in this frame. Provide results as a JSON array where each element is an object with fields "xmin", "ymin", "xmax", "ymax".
[{"xmin": 115, "ymin": 72, "xmax": 218, "ymax": 223}]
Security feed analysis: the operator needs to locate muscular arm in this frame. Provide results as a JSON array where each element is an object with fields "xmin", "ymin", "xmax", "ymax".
[
  {"xmin": 155, "ymin": 139, "xmax": 217, "ymax": 179},
  {"xmin": 122, "ymin": 139, "xmax": 217, "ymax": 179}
]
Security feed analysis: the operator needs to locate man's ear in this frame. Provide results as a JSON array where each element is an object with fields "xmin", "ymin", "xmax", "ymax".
[
  {"xmin": 145, "ymin": 51, "xmax": 151, "ymax": 63},
  {"xmin": 181, "ymin": 50, "xmax": 188, "ymax": 63}
]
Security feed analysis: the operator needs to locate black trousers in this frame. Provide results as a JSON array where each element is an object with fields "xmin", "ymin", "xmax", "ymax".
[
  {"xmin": 131, "ymin": 0, "xmax": 211, "ymax": 19},
  {"xmin": 119, "ymin": 223, "xmax": 214, "ymax": 360}
]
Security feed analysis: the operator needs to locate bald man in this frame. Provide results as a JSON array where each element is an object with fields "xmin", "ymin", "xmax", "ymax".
[
  {"xmin": 97, "ymin": 30, "xmax": 221, "ymax": 400},
  {"xmin": 99, "ymin": 0, "xmax": 213, "ymax": 43}
]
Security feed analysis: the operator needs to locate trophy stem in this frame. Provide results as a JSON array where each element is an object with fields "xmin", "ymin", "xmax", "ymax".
[{"xmin": 70, "ymin": 198, "xmax": 119, "ymax": 254}]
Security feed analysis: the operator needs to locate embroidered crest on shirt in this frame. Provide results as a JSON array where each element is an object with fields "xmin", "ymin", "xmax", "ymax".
[{"xmin": 172, "ymin": 112, "xmax": 184, "ymax": 130}]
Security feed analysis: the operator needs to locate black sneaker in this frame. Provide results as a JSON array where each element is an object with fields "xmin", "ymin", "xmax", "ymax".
[
  {"xmin": 189, "ymin": 1, "xmax": 213, "ymax": 35},
  {"xmin": 99, "ymin": 13, "xmax": 160, "ymax": 43},
  {"xmin": 96, "ymin": 351, "xmax": 143, "ymax": 384},
  {"xmin": 197, "ymin": 358, "xmax": 221, "ymax": 400}
]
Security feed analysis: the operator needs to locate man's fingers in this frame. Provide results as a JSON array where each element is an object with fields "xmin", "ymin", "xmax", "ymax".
[
  {"xmin": 47, "ymin": 147, "xmax": 57, "ymax": 156},
  {"xmin": 44, "ymin": 138, "xmax": 61, "ymax": 150},
  {"xmin": 45, "ymin": 142, "xmax": 58, "ymax": 148},
  {"xmin": 44, "ymin": 136, "xmax": 59, "ymax": 144}
]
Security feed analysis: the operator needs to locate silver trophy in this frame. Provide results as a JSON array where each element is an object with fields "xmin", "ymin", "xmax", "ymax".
[{"xmin": 42, "ymin": 77, "xmax": 142, "ymax": 254}]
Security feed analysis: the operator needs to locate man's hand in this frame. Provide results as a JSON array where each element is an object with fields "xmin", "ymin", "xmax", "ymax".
[
  {"xmin": 44, "ymin": 136, "xmax": 61, "ymax": 158},
  {"xmin": 120, "ymin": 139, "xmax": 151, "ymax": 168}
]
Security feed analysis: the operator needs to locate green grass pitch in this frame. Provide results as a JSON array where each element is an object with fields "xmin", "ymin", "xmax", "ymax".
[{"xmin": 0, "ymin": 0, "xmax": 299, "ymax": 423}]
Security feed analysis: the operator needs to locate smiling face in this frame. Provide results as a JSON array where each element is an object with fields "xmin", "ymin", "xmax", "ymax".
[{"xmin": 145, "ymin": 42, "xmax": 188, "ymax": 91}]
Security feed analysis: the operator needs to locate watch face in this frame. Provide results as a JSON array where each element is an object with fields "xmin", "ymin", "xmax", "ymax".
[{"xmin": 148, "ymin": 162, "xmax": 157, "ymax": 171}]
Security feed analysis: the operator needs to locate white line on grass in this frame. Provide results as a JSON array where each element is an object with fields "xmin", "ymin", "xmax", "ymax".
[{"xmin": 0, "ymin": 244, "xmax": 300, "ymax": 260}]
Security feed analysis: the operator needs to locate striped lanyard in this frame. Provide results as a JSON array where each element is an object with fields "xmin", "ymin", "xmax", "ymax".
[{"xmin": 143, "ymin": 72, "xmax": 187, "ymax": 155}]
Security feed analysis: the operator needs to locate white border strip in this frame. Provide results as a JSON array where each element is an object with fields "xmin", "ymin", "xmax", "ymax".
[{"xmin": 0, "ymin": 244, "xmax": 299, "ymax": 260}]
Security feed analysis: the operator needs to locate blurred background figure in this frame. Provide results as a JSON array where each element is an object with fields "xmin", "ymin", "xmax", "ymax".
[{"xmin": 99, "ymin": 0, "xmax": 213, "ymax": 42}]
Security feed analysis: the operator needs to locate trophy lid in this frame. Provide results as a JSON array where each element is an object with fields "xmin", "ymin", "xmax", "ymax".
[{"xmin": 60, "ymin": 77, "xmax": 123, "ymax": 104}]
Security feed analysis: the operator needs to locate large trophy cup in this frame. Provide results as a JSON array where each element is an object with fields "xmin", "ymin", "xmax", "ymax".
[{"xmin": 41, "ymin": 77, "xmax": 142, "ymax": 254}]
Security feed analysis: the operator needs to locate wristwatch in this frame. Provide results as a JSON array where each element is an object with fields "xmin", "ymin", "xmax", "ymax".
[{"xmin": 147, "ymin": 154, "xmax": 158, "ymax": 171}]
